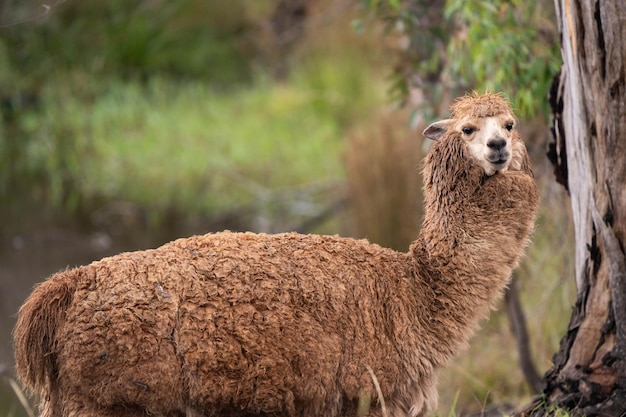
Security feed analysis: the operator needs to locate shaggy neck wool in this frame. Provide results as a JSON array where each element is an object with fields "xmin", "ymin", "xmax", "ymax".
[{"xmin": 409, "ymin": 118, "xmax": 538, "ymax": 369}]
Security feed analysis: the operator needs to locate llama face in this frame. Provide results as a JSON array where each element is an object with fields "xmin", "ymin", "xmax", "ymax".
[
  {"xmin": 459, "ymin": 114, "xmax": 516, "ymax": 176},
  {"xmin": 423, "ymin": 113, "xmax": 517, "ymax": 176}
]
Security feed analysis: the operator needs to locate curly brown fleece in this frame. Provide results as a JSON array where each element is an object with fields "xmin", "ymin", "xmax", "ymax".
[{"xmin": 14, "ymin": 93, "xmax": 539, "ymax": 417}]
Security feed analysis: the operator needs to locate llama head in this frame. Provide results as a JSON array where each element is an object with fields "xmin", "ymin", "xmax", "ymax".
[{"xmin": 423, "ymin": 92, "xmax": 520, "ymax": 176}]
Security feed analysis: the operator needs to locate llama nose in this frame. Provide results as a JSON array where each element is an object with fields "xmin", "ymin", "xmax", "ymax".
[{"xmin": 487, "ymin": 138, "xmax": 506, "ymax": 151}]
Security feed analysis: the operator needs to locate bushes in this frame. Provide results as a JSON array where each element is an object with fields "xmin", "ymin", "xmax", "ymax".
[
  {"xmin": 344, "ymin": 111, "xmax": 423, "ymax": 251},
  {"xmin": 10, "ymin": 51, "xmax": 386, "ymax": 226},
  {"xmin": 0, "ymin": 0, "xmax": 265, "ymax": 218}
]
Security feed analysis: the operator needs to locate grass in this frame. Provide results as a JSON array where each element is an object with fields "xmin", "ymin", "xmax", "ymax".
[
  {"xmin": 0, "ymin": 371, "xmax": 33, "ymax": 417},
  {"xmin": 343, "ymin": 110, "xmax": 424, "ymax": 251},
  {"xmin": 19, "ymin": 53, "xmax": 387, "ymax": 225}
]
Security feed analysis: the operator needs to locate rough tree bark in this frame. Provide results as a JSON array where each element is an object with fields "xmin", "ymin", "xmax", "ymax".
[{"xmin": 525, "ymin": 1, "xmax": 626, "ymax": 415}]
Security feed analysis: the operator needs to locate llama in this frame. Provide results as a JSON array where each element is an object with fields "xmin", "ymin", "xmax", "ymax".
[{"xmin": 14, "ymin": 92, "xmax": 539, "ymax": 417}]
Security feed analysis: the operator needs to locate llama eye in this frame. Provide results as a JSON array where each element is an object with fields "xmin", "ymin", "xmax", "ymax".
[
  {"xmin": 505, "ymin": 123, "xmax": 514, "ymax": 131},
  {"xmin": 462, "ymin": 127, "xmax": 474, "ymax": 135}
]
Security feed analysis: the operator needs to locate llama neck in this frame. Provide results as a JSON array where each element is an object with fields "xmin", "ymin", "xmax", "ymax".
[{"xmin": 409, "ymin": 135, "xmax": 537, "ymax": 364}]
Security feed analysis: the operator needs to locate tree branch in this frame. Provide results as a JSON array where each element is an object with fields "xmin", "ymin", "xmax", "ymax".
[{"xmin": 505, "ymin": 277, "xmax": 544, "ymax": 394}]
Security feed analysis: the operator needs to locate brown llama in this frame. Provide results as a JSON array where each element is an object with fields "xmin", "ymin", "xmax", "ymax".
[{"xmin": 14, "ymin": 92, "xmax": 538, "ymax": 417}]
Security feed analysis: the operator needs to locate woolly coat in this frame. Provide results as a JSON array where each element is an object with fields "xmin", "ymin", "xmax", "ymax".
[{"xmin": 14, "ymin": 127, "xmax": 538, "ymax": 417}]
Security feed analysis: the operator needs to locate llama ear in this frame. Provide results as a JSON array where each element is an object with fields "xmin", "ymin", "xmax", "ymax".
[{"xmin": 423, "ymin": 119, "xmax": 452, "ymax": 141}]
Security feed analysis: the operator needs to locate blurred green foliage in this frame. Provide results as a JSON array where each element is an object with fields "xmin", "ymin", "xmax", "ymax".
[
  {"xmin": 0, "ymin": 0, "xmax": 260, "ymax": 215},
  {"xmin": 444, "ymin": 0, "xmax": 560, "ymax": 117},
  {"xmin": 364, "ymin": 0, "xmax": 561, "ymax": 119},
  {"xmin": 25, "ymin": 70, "xmax": 369, "ymax": 217},
  {"xmin": 359, "ymin": 0, "xmax": 451, "ymax": 113},
  {"xmin": 2, "ymin": 0, "xmax": 263, "ymax": 82},
  {"xmin": 0, "ymin": 0, "xmax": 561, "ymax": 220},
  {"xmin": 0, "ymin": 0, "xmax": 387, "ymax": 225}
]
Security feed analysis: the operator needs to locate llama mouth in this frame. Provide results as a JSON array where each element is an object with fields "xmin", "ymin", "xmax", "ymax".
[
  {"xmin": 491, "ymin": 158, "xmax": 509, "ymax": 167},
  {"xmin": 487, "ymin": 151, "xmax": 510, "ymax": 167}
]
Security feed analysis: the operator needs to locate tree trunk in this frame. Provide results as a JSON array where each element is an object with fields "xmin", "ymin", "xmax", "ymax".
[{"xmin": 525, "ymin": 1, "xmax": 626, "ymax": 415}]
